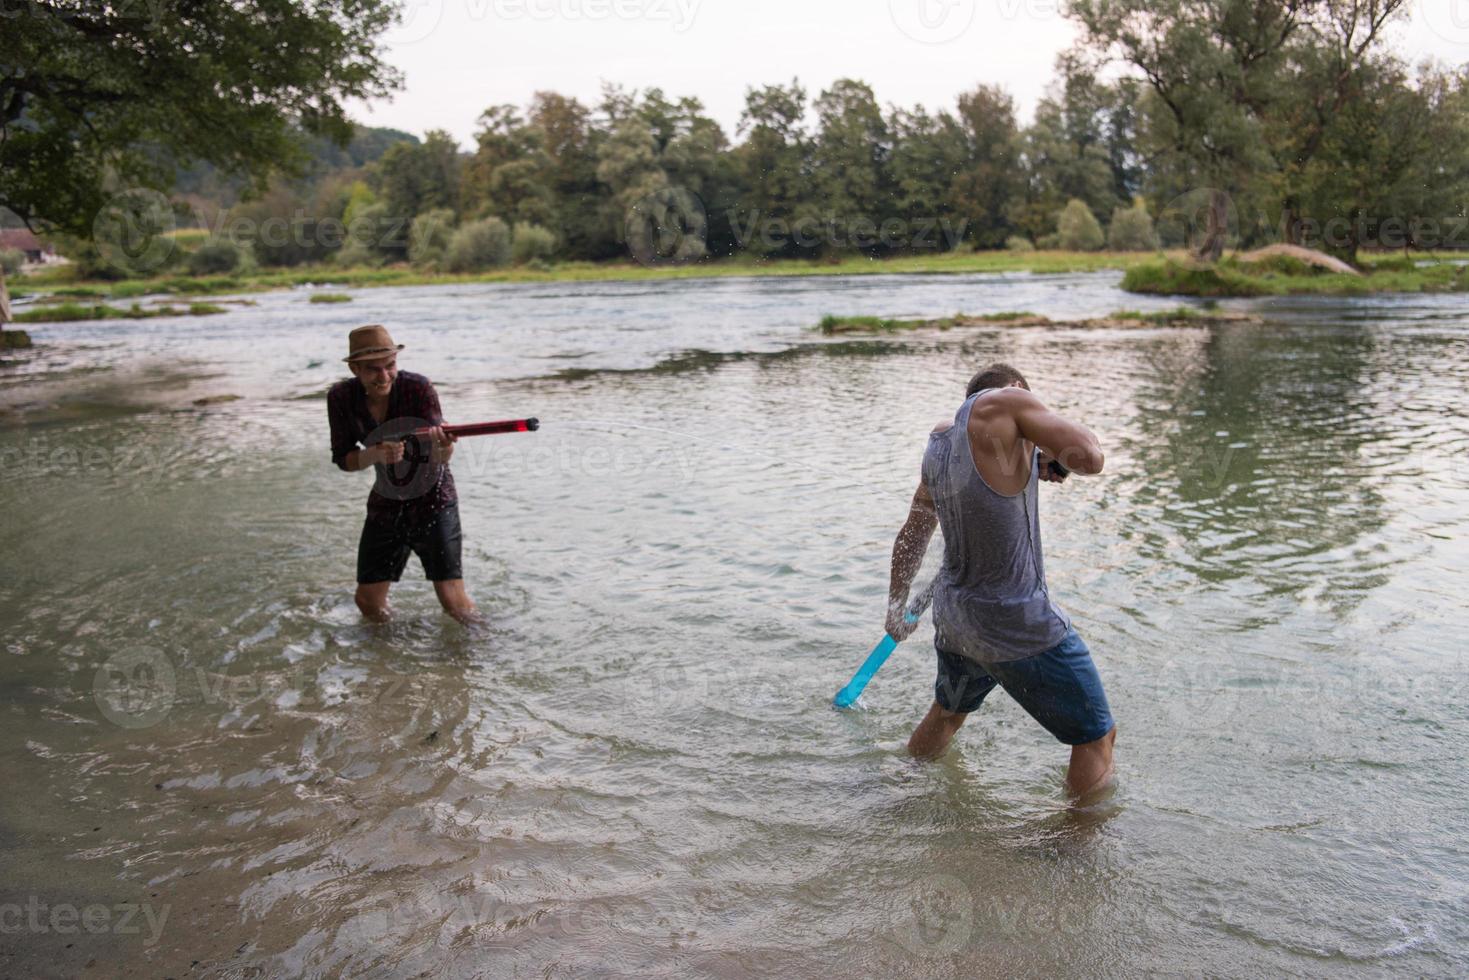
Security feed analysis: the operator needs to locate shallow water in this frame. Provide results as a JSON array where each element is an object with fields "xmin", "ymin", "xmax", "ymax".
[{"xmin": 2, "ymin": 272, "xmax": 1467, "ymax": 977}]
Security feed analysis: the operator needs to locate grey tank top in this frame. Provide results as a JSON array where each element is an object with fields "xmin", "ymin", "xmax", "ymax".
[{"xmin": 922, "ymin": 390, "xmax": 1071, "ymax": 663}]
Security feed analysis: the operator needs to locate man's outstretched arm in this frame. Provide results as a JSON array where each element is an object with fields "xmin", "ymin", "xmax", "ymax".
[{"xmin": 887, "ymin": 478, "xmax": 938, "ymax": 639}]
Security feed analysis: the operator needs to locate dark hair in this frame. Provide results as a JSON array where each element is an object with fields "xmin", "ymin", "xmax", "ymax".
[{"xmin": 966, "ymin": 362, "xmax": 1029, "ymax": 397}]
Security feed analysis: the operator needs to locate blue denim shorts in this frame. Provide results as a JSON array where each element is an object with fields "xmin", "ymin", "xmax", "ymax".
[{"xmin": 934, "ymin": 629, "xmax": 1114, "ymax": 745}]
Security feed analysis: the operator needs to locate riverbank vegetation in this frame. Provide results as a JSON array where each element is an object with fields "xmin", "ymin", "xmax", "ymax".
[
  {"xmin": 4, "ymin": 2, "xmax": 1467, "ymax": 300},
  {"xmin": 817, "ymin": 307, "xmax": 1258, "ymax": 335},
  {"xmin": 1122, "ymin": 254, "xmax": 1469, "ymax": 297},
  {"xmin": 12, "ymin": 302, "xmax": 227, "ymax": 324},
  {"xmin": 8, "ymin": 248, "xmax": 1168, "ymax": 303}
]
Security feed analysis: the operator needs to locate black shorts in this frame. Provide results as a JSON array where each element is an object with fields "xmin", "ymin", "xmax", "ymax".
[{"xmin": 356, "ymin": 504, "xmax": 464, "ymax": 584}]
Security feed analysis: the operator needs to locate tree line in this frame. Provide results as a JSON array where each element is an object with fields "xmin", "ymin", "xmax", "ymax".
[{"xmin": 4, "ymin": 0, "xmax": 1467, "ymax": 274}]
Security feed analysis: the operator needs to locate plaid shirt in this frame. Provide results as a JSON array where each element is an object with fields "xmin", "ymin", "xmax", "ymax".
[{"xmin": 327, "ymin": 370, "xmax": 458, "ymax": 524}]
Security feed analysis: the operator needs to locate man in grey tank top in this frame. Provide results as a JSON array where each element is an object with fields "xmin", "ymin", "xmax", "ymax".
[{"xmin": 884, "ymin": 363, "xmax": 1116, "ymax": 799}]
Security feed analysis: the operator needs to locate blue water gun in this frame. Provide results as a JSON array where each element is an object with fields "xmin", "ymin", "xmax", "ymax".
[{"xmin": 833, "ymin": 578, "xmax": 936, "ymax": 709}]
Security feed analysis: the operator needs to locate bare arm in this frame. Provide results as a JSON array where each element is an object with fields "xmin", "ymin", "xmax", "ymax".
[
  {"xmin": 886, "ymin": 478, "xmax": 938, "ymax": 639},
  {"xmin": 1006, "ymin": 389, "xmax": 1105, "ymax": 476}
]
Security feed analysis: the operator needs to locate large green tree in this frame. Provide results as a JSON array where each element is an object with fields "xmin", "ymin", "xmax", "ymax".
[
  {"xmin": 528, "ymin": 92, "xmax": 614, "ymax": 259},
  {"xmin": 811, "ymin": 79, "xmax": 890, "ymax": 253},
  {"xmin": 1068, "ymin": 0, "xmax": 1412, "ymax": 261},
  {"xmin": 1010, "ymin": 74, "xmax": 1121, "ymax": 243},
  {"xmin": 950, "ymin": 84, "xmax": 1025, "ymax": 248},
  {"xmin": 376, "ymin": 130, "xmax": 464, "ymax": 222},
  {"xmin": 733, "ymin": 81, "xmax": 810, "ymax": 257},
  {"xmin": 595, "ymin": 87, "xmax": 733, "ymax": 263},
  {"xmin": 886, "ymin": 105, "xmax": 968, "ymax": 250},
  {"xmin": 0, "ymin": 0, "xmax": 401, "ymax": 233}
]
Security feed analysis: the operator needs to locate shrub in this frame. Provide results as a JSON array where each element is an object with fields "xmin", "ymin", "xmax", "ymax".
[
  {"xmin": 1036, "ymin": 233, "xmax": 1061, "ymax": 250},
  {"xmin": 1056, "ymin": 199, "xmax": 1105, "ymax": 251},
  {"xmin": 187, "ymin": 238, "xmax": 244, "ymax": 276},
  {"xmin": 445, "ymin": 217, "xmax": 511, "ymax": 272},
  {"xmin": 1121, "ymin": 259, "xmax": 1275, "ymax": 297},
  {"xmin": 511, "ymin": 223, "xmax": 558, "ymax": 265},
  {"xmin": 341, "ymin": 202, "xmax": 408, "ymax": 264},
  {"xmin": 408, "ymin": 208, "xmax": 456, "ymax": 267},
  {"xmin": 1107, "ymin": 203, "xmax": 1160, "ymax": 252},
  {"xmin": 0, "ymin": 248, "xmax": 22, "ymax": 276},
  {"xmin": 1004, "ymin": 235, "xmax": 1036, "ymax": 253},
  {"xmin": 335, "ymin": 238, "xmax": 386, "ymax": 268}
]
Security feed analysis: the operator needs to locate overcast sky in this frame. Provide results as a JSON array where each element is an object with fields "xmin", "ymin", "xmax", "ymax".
[{"xmin": 346, "ymin": 0, "xmax": 1469, "ymax": 148}]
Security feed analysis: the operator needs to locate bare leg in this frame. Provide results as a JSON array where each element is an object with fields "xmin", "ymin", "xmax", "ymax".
[
  {"xmin": 355, "ymin": 582, "xmax": 392, "ymax": 623},
  {"xmin": 432, "ymin": 579, "xmax": 482, "ymax": 626},
  {"xmin": 1066, "ymin": 726, "xmax": 1117, "ymax": 801},
  {"xmin": 907, "ymin": 701, "xmax": 968, "ymax": 759}
]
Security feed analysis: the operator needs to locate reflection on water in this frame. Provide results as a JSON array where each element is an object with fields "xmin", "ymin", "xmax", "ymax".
[{"xmin": 1, "ymin": 274, "xmax": 1467, "ymax": 976}]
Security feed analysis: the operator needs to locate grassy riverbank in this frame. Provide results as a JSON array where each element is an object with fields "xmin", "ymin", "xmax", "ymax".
[
  {"xmin": 12, "ymin": 301, "xmax": 228, "ymax": 323},
  {"xmin": 818, "ymin": 307, "xmax": 1258, "ymax": 335},
  {"xmin": 1122, "ymin": 254, "xmax": 1469, "ymax": 297},
  {"xmin": 13, "ymin": 249, "xmax": 1464, "ymax": 308},
  {"xmin": 9, "ymin": 249, "xmax": 1167, "ymax": 302}
]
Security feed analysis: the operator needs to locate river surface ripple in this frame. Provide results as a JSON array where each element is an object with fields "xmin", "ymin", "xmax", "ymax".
[{"xmin": 2, "ymin": 272, "xmax": 1467, "ymax": 977}]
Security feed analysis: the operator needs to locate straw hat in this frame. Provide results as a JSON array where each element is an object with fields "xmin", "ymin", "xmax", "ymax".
[{"xmin": 343, "ymin": 324, "xmax": 405, "ymax": 363}]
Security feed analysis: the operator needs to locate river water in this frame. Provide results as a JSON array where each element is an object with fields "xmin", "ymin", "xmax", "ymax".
[{"xmin": 1, "ymin": 271, "xmax": 1466, "ymax": 977}]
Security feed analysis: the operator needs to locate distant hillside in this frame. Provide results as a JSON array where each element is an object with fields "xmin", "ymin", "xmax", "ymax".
[{"xmin": 172, "ymin": 123, "xmax": 420, "ymax": 208}]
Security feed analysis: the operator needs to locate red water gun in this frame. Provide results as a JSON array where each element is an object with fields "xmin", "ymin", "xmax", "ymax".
[
  {"xmin": 419, "ymin": 418, "xmax": 539, "ymax": 438},
  {"xmin": 397, "ymin": 418, "xmax": 539, "ymax": 461}
]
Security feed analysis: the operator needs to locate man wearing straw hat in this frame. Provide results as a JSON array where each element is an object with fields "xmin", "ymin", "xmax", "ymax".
[{"xmin": 327, "ymin": 324, "xmax": 480, "ymax": 625}]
